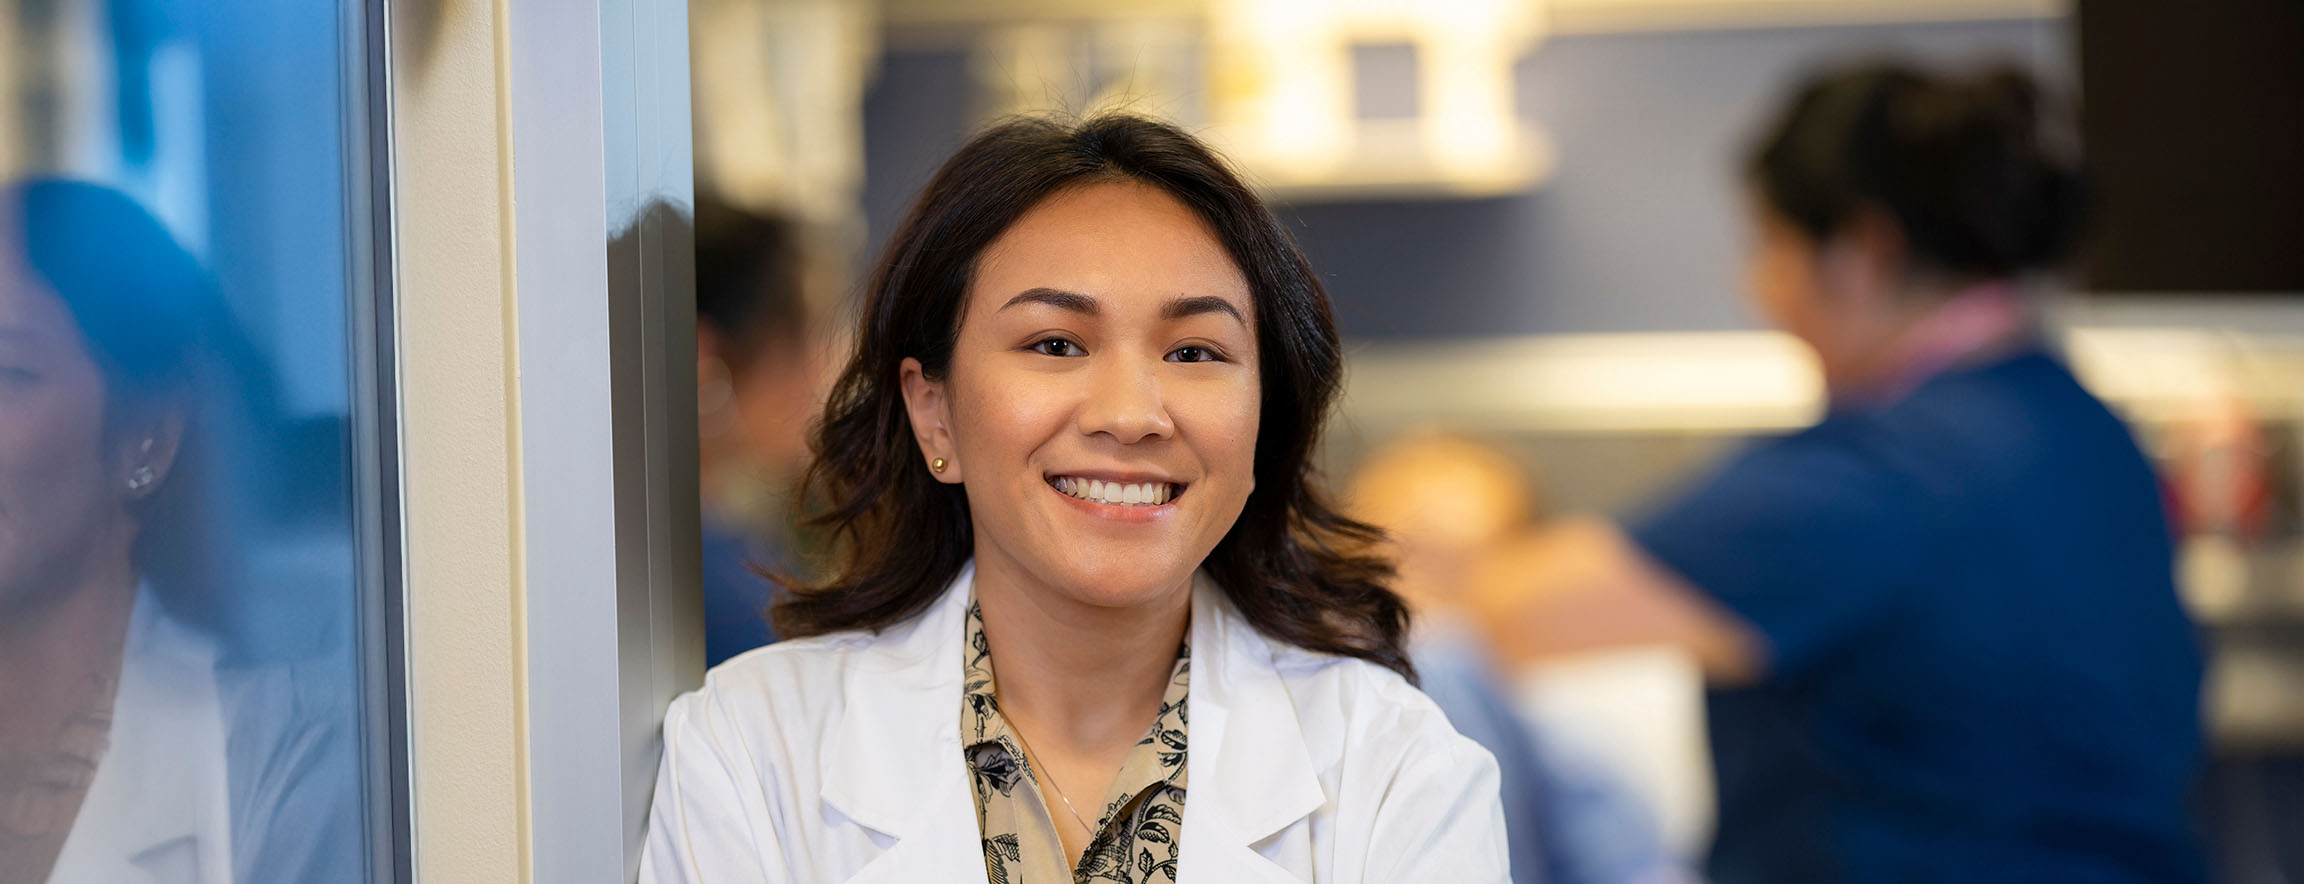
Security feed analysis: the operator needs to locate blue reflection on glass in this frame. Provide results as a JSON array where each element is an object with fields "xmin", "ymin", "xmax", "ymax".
[
  {"xmin": 2, "ymin": 176, "xmax": 362, "ymax": 884},
  {"xmin": 2, "ymin": 0, "xmax": 375, "ymax": 880}
]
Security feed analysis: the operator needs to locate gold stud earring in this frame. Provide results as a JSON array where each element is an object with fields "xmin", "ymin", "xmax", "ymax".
[{"xmin": 932, "ymin": 458, "xmax": 947, "ymax": 474}]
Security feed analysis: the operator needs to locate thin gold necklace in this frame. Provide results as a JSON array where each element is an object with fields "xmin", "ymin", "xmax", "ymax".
[{"xmin": 1004, "ymin": 719, "xmax": 1099, "ymax": 842}]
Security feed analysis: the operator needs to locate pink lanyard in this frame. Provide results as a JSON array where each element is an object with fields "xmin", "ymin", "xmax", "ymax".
[{"xmin": 1841, "ymin": 283, "xmax": 2034, "ymax": 407}]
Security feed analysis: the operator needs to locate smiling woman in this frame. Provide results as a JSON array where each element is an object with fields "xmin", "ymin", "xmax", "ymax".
[
  {"xmin": 639, "ymin": 115, "xmax": 1509, "ymax": 884},
  {"xmin": 779, "ymin": 118, "xmax": 1408, "ymax": 672}
]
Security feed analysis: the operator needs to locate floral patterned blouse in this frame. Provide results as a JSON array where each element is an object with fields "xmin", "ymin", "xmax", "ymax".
[{"xmin": 961, "ymin": 600, "xmax": 1189, "ymax": 884}]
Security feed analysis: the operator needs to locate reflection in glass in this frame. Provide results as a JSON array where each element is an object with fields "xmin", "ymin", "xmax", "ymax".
[
  {"xmin": 1, "ymin": 1, "xmax": 387, "ymax": 881},
  {"xmin": 0, "ymin": 180, "xmax": 361, "ymax": 883}
]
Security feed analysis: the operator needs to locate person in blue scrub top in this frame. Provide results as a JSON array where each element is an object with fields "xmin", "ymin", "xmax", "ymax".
[{"xmin": 1469, "ymin": 63, "xmax": 2205, "ymax": 884}]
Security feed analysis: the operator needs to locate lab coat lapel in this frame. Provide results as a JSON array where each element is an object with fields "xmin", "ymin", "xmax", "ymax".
[
  {"xmin": 1178, "ymin": 574, "xmax": 1328, "ymax": 883},
  {"xmin": 821, "ymin": 567, "xmax": 1330, "ymax": 883},
  {"xmin": 819, "ymin": 565, "xmax": 987, "ymax": 884},
  {"xmin": 835, "ymin": 769, "xmax": 983, "ymax": 884},
  {"xmin": 45, "ymin": 589, "xmax": 236, "ymax": 884}
]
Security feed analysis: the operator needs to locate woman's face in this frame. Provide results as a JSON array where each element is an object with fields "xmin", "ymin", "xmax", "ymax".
[
  {"xmin": 0, "ymin": 234, "xmax": 119, "ymax": 609},
  {"xmin": 1743, "ymin": 200, "xmax": 1833, "ymax": 349},
  {"xmin": 903, "ymin": 180, "xmax": 1261, "ymax": 610},
  {"xmin": 1744, "ymin": 195, "xmax": 1910, "ymax": 383}
]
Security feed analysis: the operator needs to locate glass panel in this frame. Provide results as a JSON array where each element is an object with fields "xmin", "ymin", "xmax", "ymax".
[{"xmin": 0, "ymin": 0, "xmax": 401, "ymax": 882}]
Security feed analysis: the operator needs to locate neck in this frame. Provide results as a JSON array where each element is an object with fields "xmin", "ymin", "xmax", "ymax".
[
  {"xmin": 970, "ymin": 553, "xmax": 1190, "ymax": 754},
  {"xmin": 0, "ymin": 527, "xmax": 140, "ymax": 747},
  {"xmin": 1827, "ymin": 281, "xmax": 2034, "ymax": 404}
]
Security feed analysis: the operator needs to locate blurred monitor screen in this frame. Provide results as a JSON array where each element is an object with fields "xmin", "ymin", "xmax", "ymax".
[{"xmin": 2078, "ymin": 0, "xmax": 2304, "ymax": 294}]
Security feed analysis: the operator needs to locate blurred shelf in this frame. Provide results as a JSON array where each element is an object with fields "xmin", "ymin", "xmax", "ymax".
[
  {"xmin": 2209, "ymin": 639, "xmax": 2304, "ymax": 753},
  {"xmin": 2181, "ymin": 538, "xmax": 2304, "ymax": 629}
]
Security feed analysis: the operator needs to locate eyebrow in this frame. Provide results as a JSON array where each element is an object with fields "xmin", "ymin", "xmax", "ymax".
[
  {"xmin": 997, "ymin": 288, "xmax": 1247, "ymax": 327},
  {"xmin": 999, "ymin": 287, "xmax": 1099, "ymax": 315},
  {"xmin": 1162, "ymin": 295, "xmax": 1246, "ymax": 326}
]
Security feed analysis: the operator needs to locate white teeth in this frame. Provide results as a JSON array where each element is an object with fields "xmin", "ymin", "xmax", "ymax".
[{"xmin": 1052, "ymin": 477, "xmax": 1176, "ymax": 507}]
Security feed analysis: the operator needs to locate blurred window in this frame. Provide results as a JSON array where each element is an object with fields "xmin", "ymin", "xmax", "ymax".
[{"xmin": 1, "ymin": 1, "xmax": 403, "ymax": 882}]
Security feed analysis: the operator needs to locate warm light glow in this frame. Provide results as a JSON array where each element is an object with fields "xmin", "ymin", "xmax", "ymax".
[{"xmin": 1207, "ymin": 0, "xmax": 1553, "ymax": 197}]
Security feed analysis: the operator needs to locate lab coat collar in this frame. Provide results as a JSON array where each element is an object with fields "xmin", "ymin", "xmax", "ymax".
[
  {"xmin": 47, "ymin": 585, "xmax": 236, "ymax": 884},
  {"xmin": 820, "ymin": 563, "xmax": 1326, "ymax": 882},
  {"xmin": 818, "ymin": 563, "xmax": 976, "ymax": 842},
  {"xmin": 1180, "ymin": 570, "xmax": 1328, "ymax": 847}
]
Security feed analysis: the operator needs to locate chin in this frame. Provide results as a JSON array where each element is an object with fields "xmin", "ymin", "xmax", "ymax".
[{"xmin": 1036, "ymin": 553, "xmax": 1201, "ymax": 611}]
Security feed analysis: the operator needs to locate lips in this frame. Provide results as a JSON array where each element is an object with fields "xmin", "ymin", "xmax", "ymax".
[{"xmin": 1046, "ymin": 475, "xmax": 1184, "ymax": 507}]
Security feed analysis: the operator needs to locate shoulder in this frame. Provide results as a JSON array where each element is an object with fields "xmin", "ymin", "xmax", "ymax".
[
  {"xmin": 1644, "ymin": 411, "xmax": 1937, "ymax": 533},
  {"xmin": 1900, "ymin": 352, "xmax": 2144, "ymax": 464},
  {"xmin": 169, "ymin": 602, "xmax": 350, "ymax": 768},
  {"xmin": 1255, "ymin": 640, "xmax": 1508, "ymax": 876},
  {"xmin": 662, "ymin": 574, "xmax": 971, "ymax": 781},
  {"xmin": 668, "ymin": 628, "xmax": 887, "ymax": 743},
  {"xmin": 701, "ymin": 628, "xmax": 884, "ymax": 693},
  {"xmin": 1263, "ymin": 641, "xmax": 1492, "ymax": 772},
  {"xmin": 205, "ymin": 645, "xmax": 365, "ymax": 880},
  {"xmin": 1848, "ymin": 352, "xmax": 2092, "ymax": 448},
  {"xmin": 1264, "ymin": 641, "xmax": 1427, "ymax": 708}
]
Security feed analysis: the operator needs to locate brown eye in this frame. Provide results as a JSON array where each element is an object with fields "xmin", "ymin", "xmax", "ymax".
[
  {"xmin": 1030, "ymin": 337, "xmax": 1084, "ymax": 357},
  {"xmin": 1166, "ymin": 345, "xmax": 1222, "ymax": 364}
]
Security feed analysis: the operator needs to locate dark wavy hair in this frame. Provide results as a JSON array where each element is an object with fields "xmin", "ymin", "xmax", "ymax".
[
  {"xmin": 1748, "ymin": 61, "xmax": 2087, "ymax": 281},
  {"xmin": 773, "ymin": 114, "xmax": 1412, "ymax": 680},
  {"xmin": 11, "ymin": 178, "xmax": 271, "ymax": 637}
]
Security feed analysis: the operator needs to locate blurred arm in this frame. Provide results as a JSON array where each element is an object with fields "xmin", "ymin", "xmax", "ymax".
[
  {"xmin": 1469, "ymin": 517, "xmax": 1766, "ymax": 686},
  {"xmin": 1470, "ymin": 427, "xmax": 1935, "ymax": 689}
]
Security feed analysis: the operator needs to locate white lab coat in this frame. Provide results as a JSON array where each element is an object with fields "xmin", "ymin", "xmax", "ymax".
[
  {"xmin": 48, "ymin": 587, "xmax": 235, "ymax": 884},
  {"xmin": 43, "ymin": 585, "xmax": 361, "ymax": 884},
  {"xmin": 639, "ymin": 563, "xmax": 1510, "ymax": 883}
]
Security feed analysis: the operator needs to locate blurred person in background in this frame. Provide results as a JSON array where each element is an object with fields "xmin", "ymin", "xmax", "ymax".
[
  {"xmin": 1469, "ymin": 63, "xmax": 2204, "ymax": 883},
  {"xmin": 693, "ymin": 196, "xmax": 823, "ymax": 666},
  {"xmin": 0, "ymin": 179, "xmax": 355, "ymax": 883},
  {"xmin": 1350, "ymin": 432, "xmax": 1685, "ymax": 884}
]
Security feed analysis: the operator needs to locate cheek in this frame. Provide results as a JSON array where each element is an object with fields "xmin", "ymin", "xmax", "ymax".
[
  {"xmin": 1747, "ymin": 247, "xmax": 1821, "ymax": 334},
  {"xmin": 0, "ymin": 379, "xmax": 114, "ymax": 577},
  {"xmin": 948, "ymin": 367, "xmax": 1073, "ymax": 474},
  {"xmin": 1176, "ymin": 372, "xmax": 1262, "ymax": 488},
  {"xmin": 0, "ymin": 382, "xmax": 109, "ymax": 484}
]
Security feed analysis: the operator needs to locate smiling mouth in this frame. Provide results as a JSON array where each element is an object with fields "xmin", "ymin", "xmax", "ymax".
[{"xmin": 1047, "ymin": 476, "xmax": 1184, "ymax": 507}]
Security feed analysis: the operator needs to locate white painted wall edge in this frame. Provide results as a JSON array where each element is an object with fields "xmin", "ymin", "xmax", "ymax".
[{"xmin": 387, "ymin": 0, "xmax": 527, "ymax": 879}]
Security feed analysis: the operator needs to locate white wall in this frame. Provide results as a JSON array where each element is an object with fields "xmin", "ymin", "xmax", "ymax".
[{"xmin": 389, "ymin": 0, "xmax": 529, "ymax": 879}]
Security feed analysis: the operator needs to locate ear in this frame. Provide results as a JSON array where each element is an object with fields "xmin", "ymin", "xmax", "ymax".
[
  {"xmin": 1821, "ymin": 207, "xmax": 1908, "ymax": 308},
  {"xmin": 898, "ymin": 357, "xmax": 961, "ymax": 483},
  {"xmin": 118, "ymin": 409, "xmax": 188, "ymax": 501}
]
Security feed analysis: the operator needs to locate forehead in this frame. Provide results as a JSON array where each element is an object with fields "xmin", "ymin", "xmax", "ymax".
[
  {"xmin": 0, "ymin": 199, "xmax": 77, "ymax": 343},
  {"xmin": 969, "ymin": 180, "xmax": 1252, "ymax": 317}
]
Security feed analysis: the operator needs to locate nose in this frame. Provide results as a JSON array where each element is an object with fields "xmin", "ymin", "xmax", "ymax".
[{"xmin": 1077, "ymin": 353, "xmax": 1175, "ymax": 445}]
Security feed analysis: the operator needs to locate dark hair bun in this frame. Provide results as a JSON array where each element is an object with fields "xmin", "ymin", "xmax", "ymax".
[{"xmin": 1749, "ymin": 61, "xmax": 2087, "ymax": 278}]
